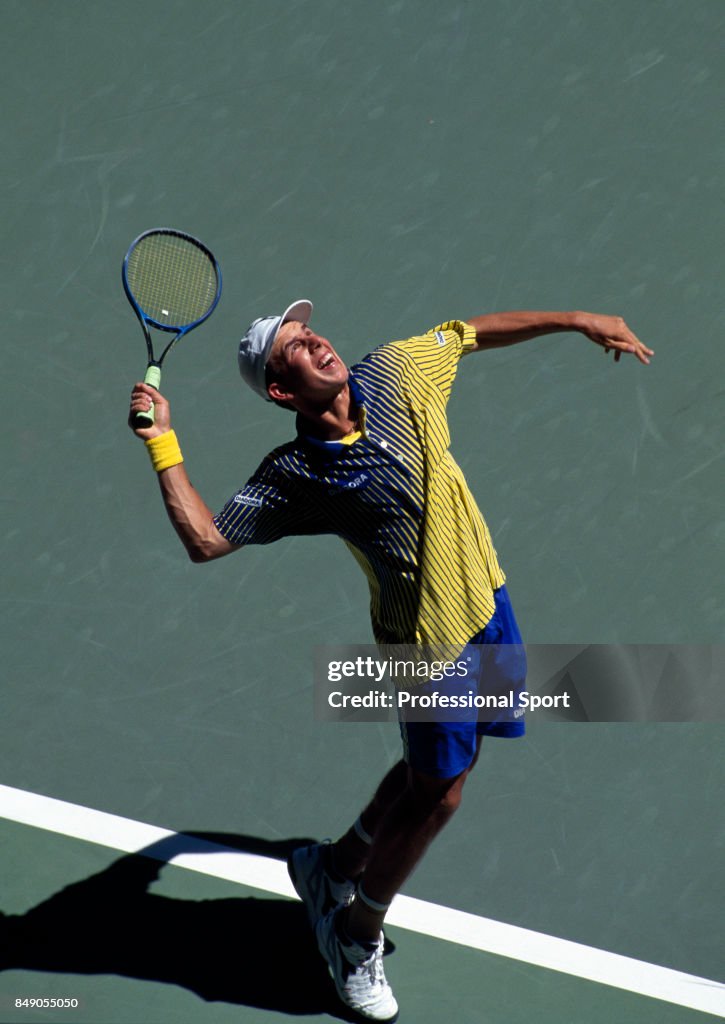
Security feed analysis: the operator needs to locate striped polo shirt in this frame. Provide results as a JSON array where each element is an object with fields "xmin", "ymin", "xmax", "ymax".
[{"xmin": 213, "ymin": 320, "xmax": 506, "ymax": 650}]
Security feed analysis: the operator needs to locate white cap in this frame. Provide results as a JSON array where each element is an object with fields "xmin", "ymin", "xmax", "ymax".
[{"xmin": 238, "ymin": 299, "xmax": 313, "ymax": 401}]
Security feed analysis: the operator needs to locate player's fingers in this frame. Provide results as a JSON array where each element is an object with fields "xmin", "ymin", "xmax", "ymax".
[
  {"xmin": 627, "ymin": 337, "xmax": 653, "ymax": 365},
  {"xmin": 636, "ymin": 334, "xmax": 654, "ymax": 361},
  {"xmin": 131, "ymin": 383, "xmax": 170, "ymax": 408},
  {"xmin": 130, "ymin": 387, "xmax": 147, "ymax": 407},
  {"xmin": 130, "ymin": 395, "xmax": 153, "ymax": 411},
  {"xmin": 604, "ymin": 337, "xmax": 652, "ymax": 366},
  {"xmin": 618, "ymin": 325, "xmax": 655, "ymax": 362}
]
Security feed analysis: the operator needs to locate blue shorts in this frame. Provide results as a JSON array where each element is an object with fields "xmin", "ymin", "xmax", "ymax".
[{"xmin": 399, "ymin": 586, "xmax": 527, "ymax": 778}]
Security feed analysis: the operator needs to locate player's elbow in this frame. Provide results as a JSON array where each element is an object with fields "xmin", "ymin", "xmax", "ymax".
[
  {"xmin": 185, "ymin": 527, "xmax": 239, "ymax": 563},
  {"xmin": 187, "ymin": 543, "xmax": 212, "ymax": 563}
]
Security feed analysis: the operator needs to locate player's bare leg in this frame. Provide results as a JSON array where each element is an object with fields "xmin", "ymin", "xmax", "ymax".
[
  {"xmin": 330, "ymin": 760, "xmax": 409, "ymax": 881},
  {"xmin": 333, "ymin": 736, "xmax": 484, "ymax": 943}
]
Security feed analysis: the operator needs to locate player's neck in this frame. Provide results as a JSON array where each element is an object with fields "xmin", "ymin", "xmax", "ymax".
[{"xmin": 295, "ymin": 383, "xmax": 358, "ymax": 440}]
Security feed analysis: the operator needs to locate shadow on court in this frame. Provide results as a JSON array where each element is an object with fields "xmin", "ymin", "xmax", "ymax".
[{"xmin": 0, "ymin": 833, "xmax": 381, "ymax": 1022}]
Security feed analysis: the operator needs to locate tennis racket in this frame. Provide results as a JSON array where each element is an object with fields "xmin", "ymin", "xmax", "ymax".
[{"xmin": 122, "ymin": 228, "xmax": 222, "ymax": 426}]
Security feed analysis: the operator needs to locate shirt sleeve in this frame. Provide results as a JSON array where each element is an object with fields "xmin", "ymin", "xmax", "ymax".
[
  {"xmin": 213, "ymin": 457, "xmax": 305, "ymax": 546},
  {"xmin": 386, "ymin": 319, "xmax": 477, "ymax": 403}
]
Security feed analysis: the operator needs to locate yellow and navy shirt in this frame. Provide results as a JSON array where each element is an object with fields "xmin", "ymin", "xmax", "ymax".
[{"xmin": 213, "ymin": 321, "xmax": 506, "ymax": 650}]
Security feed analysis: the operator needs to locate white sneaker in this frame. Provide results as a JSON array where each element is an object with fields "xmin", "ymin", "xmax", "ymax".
[
  {"xmin": 315, "ymin": 908, "xmax": 399, "ymax": 1023},
  {"xmin": 288, "ymin": 841, "xmax": 355, "ymax": 926}
]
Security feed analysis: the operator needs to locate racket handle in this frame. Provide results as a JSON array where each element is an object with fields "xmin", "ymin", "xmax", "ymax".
[{"xmin": 134, "ymin": 364, "xmax": 162, "ymax": 427}]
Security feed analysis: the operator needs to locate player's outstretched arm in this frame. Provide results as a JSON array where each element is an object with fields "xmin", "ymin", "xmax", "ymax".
[
  {"xmin": 466, "ymin": 311, "xmax": 654, "ymax": 364},
  {"xmin": 128, "ymin": 382, "xmax": 239, "ymax": 563}
]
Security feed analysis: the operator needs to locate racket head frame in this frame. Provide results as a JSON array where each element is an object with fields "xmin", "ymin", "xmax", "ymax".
[{"xmin": 122, "ymin": 227, "xmax": 222, "ymax": 366}]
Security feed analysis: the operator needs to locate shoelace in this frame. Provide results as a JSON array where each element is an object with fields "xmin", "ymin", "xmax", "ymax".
[{"xmin": 359, "ymin": 941, "xmax": 385, "ymax": 987}]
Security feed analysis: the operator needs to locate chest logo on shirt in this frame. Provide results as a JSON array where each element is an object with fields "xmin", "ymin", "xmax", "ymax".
[
  {"xmin": 234, "ymin": 488, "xmax": 264, "ymax": 507},
  {"xmin": 435, "ymin": 331, "xmax": 446, "ymax": 346},
  {"xmin": 330, "ymin": 472, "xmax": 370, "ymax": 493}
]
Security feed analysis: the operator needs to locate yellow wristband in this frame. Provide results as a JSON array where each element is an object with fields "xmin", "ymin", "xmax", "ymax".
[{"xmin": 145, "ymin": 430, "xmax": 184, "ymax": 473}]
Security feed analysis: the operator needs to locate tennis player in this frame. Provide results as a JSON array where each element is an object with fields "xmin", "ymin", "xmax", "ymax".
[{"xmin": 129, "ymin": 305, "xmax": 652, "ymax": 1022}]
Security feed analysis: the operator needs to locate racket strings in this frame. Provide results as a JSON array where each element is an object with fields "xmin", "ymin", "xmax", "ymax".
[{"xmin": 126, "ymin": 233, "xmax": 218, "ymax": 327}]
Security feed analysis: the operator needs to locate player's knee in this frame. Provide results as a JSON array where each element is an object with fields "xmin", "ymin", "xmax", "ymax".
[{"xmin": 436, "ymin": 782, "xmax": 464, "ymax": 818}]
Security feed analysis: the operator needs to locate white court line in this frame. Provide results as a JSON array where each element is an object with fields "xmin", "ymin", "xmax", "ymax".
[{"xmin": 1, "ymin": 784, "xmax": 724, "ymax": 1019}]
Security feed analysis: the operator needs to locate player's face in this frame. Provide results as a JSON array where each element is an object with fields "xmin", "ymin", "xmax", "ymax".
[{"xmin": 268, "ymin": 321, "xmax": 348, "ymax": 404}]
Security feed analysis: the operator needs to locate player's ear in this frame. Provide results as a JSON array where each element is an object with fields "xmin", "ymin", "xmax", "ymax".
[
  {"xmin": 265, "ymin": 359, "xmax": 292, "ymax": 403},
  {"xmin": 267, "ymin": 379, "xmax": 294, "ymax": 403}
]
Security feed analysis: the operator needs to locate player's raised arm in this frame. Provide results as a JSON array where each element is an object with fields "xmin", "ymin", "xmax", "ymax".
[
  {"xmin": 465, "ymin": 311, "xmax": 654, "ymax": 364},
  {"xmin": 128, "ymin": 382, "xmax": 239, "ymax": 563}
]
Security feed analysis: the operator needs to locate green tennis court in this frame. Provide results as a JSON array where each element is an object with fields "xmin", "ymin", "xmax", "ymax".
[{"xmin": 1, "ymin": 1, "xmax": 723, "ymax": 1022}]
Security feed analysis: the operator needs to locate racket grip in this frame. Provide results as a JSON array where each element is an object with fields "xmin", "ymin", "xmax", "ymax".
[{"xmin": 134, "ymin": 364, "xmax": 162, "ymax": 427}]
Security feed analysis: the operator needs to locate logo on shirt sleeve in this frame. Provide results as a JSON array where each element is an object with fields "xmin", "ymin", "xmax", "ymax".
[
  {"xmin": 233, "ymin": 488, "xmax": 264, "ymax": 507},
  {"xmin": 435, "ymin": 331, "xmax": 446, "ymax": 347}
]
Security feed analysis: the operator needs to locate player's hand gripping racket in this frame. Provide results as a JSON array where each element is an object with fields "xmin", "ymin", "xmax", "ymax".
[{"xmin": 123, "ymin": 228, "xmax": 222, "ymax": 426}]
